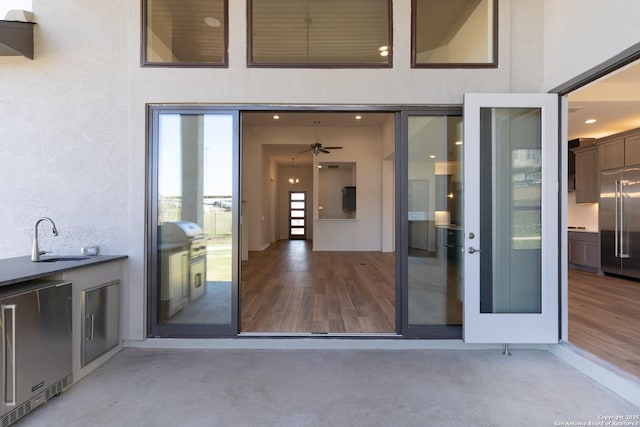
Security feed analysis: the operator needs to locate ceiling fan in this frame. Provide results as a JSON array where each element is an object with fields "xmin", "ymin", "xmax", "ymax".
[{"xmin": 300, "ymin": 120, "xmax": 343, "ymax": 156}]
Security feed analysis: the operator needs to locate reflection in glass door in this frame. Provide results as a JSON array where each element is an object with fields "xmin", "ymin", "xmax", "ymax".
[
  {"xmin": 289, "ymin": 191, "xmax": 306, "ymax": 239},
  {"xmin": 149, "ymin": 109, "xmax": 238, "ymax": 337},
  {"xmin": 404, "ymin": 114, "xmax": 463, "ymax": 337}
]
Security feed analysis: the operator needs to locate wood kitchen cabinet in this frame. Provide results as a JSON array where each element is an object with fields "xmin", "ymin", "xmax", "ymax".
[
  {"xmin": 625, "ymin": 134, "xmax": 640, "ymax": 166},
  {"xmin": 598, "ymin": 129, "xmax": 640, "ymax": 170},
  {"xmin": 571, "ymin": 145, "xmax": 598, "ymax": 203},
  {"xmin": 598, "ymin": 138, "xmax": 624, "ymax": 170},
  {"xmin": 568, "ymin": 231, "xmax": 600, "ymax": 272}
]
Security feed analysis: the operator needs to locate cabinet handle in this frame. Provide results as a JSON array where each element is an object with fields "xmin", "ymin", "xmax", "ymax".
[
  {"xmin": 86, "ymin": 314, "xmax": 95, "ymax": 341},
  {"xmin": 615, "ymin": 180, "xmax": 620, "ymax": 258},
  {"xmin": 620, "ymin": 180, "xmax": 629, "ymax": 258},
  {"xmin": 2, "ymin": 304, "xmax": 16, "ymax": 406}
]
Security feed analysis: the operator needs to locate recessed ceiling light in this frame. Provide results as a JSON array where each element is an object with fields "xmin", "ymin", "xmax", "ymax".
[
  {"xmin": 355, "ymin": 115, "xmax": 362, "ymax": 120},
  {"xmin": 585, "ymin": 118, "xmax": 597, "ymax": 124},
  {"xmin": 273, "ymin": 115, "xmax": 280, "ymax": 120},
  {"xmin": 204, "ymin": 16, "xmax": 221, "ymax": 27},
  {"xmin": 429, "ymin": 155, "xmax": 436, "ymax": 159}
]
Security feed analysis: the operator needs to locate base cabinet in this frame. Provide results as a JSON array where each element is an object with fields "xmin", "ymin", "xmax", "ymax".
[
  {"xmin": 61, "ymin": 260, "xmax": 124, "ymax": 383},
  {"xmin": 568, "ymin": 232, "xmax": 600, "ymax": 272},
  {"xmin": 81, "ymin": 281, "xmax": 120, "ymax": 367}
]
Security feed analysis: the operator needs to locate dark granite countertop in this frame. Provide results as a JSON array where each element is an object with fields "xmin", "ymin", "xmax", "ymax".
[{"xmin": 0, "ymin": 255, "xmax": 127, "ymax": 287}]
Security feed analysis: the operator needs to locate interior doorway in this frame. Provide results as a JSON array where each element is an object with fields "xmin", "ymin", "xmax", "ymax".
[
  {"xmin": 240, "ymin": 111, "xmax": 396, "ymax": 334},
  {"xmin": 565, "ymin": 58, "xmax": 640, "ymax": 378}
]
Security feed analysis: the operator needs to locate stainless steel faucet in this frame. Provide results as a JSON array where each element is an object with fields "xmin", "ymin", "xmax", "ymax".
[{"xmin": 31, "ymin": 217, "xmax": 59, "ymax": 261}]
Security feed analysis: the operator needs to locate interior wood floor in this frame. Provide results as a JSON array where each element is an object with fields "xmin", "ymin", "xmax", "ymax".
[
  {"xmin": 569, "ymin": 269, "xmax": 640, "ymax": 379},
  {"xmin": 241, "ymin": 240, "xmax": 395, "ymax": 333}
]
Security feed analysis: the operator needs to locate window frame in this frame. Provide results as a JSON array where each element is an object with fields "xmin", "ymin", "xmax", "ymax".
[
  {"xmin": 411, "ymin": 0, "xmax": 498, "ymax": 69},
  {"xmin": 141, "ymin": 0, "xmax": 229, "ymax": 68},
  {"xmin": 247, "ymin": 0, "xmax": 393, "ymax": 69}
]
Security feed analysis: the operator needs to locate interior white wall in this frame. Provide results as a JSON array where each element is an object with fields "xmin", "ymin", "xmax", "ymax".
[
  {"xmin": 566, "ymin": 192, "xmax": 598, "ymax": 231},
  {"xmin": 313, "ymin": 127, "xmax": 383, "ymax": 251},
  {"xmin": 381, "ymin": 115, "xmax": 395, "ymax": 253},
  {"xmin": 543, "ymin": 0, "xmax": 640, "ymax": 91},
  {"xmin": 4, "ymin": 0, "xmax": 632, "ymax": 340},
  {"xmin": 260, "ymin": 147, "xmax": 271, "ymax": 250}
]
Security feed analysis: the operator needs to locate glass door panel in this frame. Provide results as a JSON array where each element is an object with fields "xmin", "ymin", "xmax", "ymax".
[
  {"xmin": 405, "ymin": 115, "xmax": 463, "ymax": 336},
  {"xmin": 289, "ymin": 191, "xmax": 306, "ymax": 239},
  {"xmin": 149, "ymin": 109, "xmax": 238, "ymax": 337},
  {"xmin": 463, "ymin": 93, "xmax": 558, "ymax": 344}
]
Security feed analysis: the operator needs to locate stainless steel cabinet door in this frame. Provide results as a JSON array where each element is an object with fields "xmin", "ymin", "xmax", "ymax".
[{"xmin": 82, "ymin": 281, "xmax": 119, "ymax": 367}]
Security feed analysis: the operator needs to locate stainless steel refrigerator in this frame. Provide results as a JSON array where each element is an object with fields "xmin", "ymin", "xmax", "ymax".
[{"xmin": 600, "ymin": 167, "xmax": 640, "ymax": 279}]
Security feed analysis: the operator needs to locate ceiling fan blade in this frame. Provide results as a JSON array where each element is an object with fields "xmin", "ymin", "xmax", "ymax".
[
  {"xmin": 323, "ymin": 146, "xmax": 343, "ymax": 150},
  {"xmin": 320, "ymin": 149, "xmax": 331, "ymax": 154}
]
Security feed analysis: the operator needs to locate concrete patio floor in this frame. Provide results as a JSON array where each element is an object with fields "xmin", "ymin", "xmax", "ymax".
[{"xmin": 24, "ymin": 348, "xmax": 639, "ymax": 427}]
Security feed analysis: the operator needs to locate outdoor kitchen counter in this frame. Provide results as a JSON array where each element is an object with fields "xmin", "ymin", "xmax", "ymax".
[{"xmin": 0, "ymin": 255, "xmax": 127, "ymax": 287}]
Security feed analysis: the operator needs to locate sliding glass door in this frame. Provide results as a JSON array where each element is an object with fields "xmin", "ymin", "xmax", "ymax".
[
  {"xmin": 401, "ymin": 111, "xmax": 464, "ymax": 338},
  {"xmin": 148, "ymin": 108, "xmax": 239, "ymax": 337}
]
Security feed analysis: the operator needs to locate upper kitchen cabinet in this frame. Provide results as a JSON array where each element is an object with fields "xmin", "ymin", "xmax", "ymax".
[
  {"xmin": 625, "ymin": 134, "xmax": 640, "ymax": 166},
  {"xmin": 571, "ymin": 144, "xmax": 598, "ymax": 203},
  {"xmin": 598, "ymin": 137, "xmax": 625, "ymax": 171},
  {"xmin": 598, "ymin": 128, "xmax": 640, "ymax": 170}
]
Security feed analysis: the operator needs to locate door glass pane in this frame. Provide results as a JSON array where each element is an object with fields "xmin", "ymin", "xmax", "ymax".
[
  {"xmin": 291, "ymin": 201, "xmax": 305, "ymax": 209},
  {"xmin": 290, "ymin": 228, "xmax": 305, "ymax": 235},
  {"xmin": 479, "ymin": 108, "xmax": 542, "ymax": 314},
  {"xmin": 156, "ymin": 113, "xmax": 234, "ymax": 325},
  {"xmin": 291, "ymin": 210, "xmax": 305, "ymax": 218},
  {"xmin": 291, "ymin": 193, "xmax": 305, "ymax": 201},
  {"xmin": 291, "ymin": 219, "xmax": 305, "ymax": 226},
  {"xmin": 407, "ymin": 116, "xmax": 463, "ymax": 326}
]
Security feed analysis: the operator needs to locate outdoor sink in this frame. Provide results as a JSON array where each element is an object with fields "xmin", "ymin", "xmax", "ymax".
[{"xmin": 36, "ymin": 256, "xmax": 90, "ymax": 262}]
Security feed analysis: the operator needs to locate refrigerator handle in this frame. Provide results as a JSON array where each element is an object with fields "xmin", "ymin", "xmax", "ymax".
[
  {"xmin": 620, "ymin": 180, "xmax": 629, "ymax": 258},
  {"xmin": 615, "ymin": 180, "xmax": 620, "ymax": 258},
  {"xmin": 2, "ymin": 304, "xmax": 16, "ymax": 406}
]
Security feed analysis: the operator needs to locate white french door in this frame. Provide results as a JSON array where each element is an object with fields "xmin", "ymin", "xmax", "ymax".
[{"xmin": 463, "ymin": 93, "xmax": 559, "ymax": 344}]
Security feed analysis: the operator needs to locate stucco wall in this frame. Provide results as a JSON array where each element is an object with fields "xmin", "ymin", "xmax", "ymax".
[
  {"xmin": 4, "ymin": 0, "xmax": 627, "ymax": 340},
  {"xmin": 543, "ymin": 0, "xmax": 640, "ymax": 91}
]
